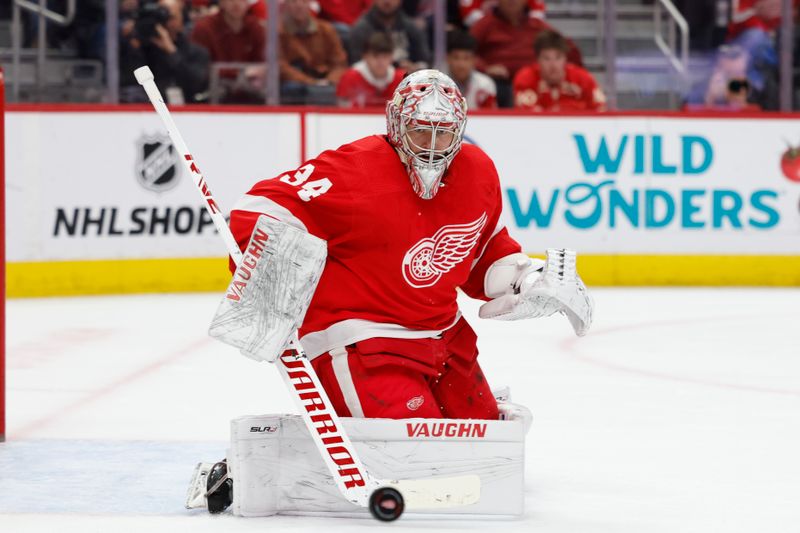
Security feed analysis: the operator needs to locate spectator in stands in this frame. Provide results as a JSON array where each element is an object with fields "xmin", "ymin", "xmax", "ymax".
[
  {"xmin": 191, "ymin": 0, "xmax": 265, "ymax": 62},
  {"xmin": 318, "ymin": 0, "xmax": 372, "ymax": 26},
  {"xmin": 445, "ymin": 30, "xmax": 497, "ymax": 109},
  {"xmin": 187, "ymin": 0, "xmax": 218, "ymax": 24},
  {"xmin": 248, "ymin": 0, "xmax": 268, "ymax": 19},
  {"xmin": 317, "ymin": 0, "xmax": 372, "ymax": 42},
  {"xmin": 513, "ymin": 30, "xmax": 605, "ymax": 112},
  {"xmin": 279, "ymin": 0, "xmax": 348, "ymax": 105},
  {"xmin": 120, "ymin": 0, "xmax": 210, "ymax": 104},
  {"xmin": 337, "ymin": 33, "xmax": 406, "ymax": 108},
  {"xmin": 190, "ymin": 0, "xmax": 267, "ymax": 103},
  {"xmin": 460, "ymin": 0, "xmax": 546, "ymax": 27},
  {"xmin": 724, "ymin": 0, "xmax": 797, "ymax": 109},
  {"xmin": 727, "ymin": 0, "xmax": 795, "ymax": 42},
  {"xmin": 399, "ymin": 0, "xmax": 468, "ymax": 46},
  {"xmin": 685, "ymin": 44, "xmax": 763, "ymax": 111},
  {"xmin": 189, "ymin": 0, "xmax": 267, "ymax": 21},
  {"xmin": 470, "ymin": 0, "xmax": 581, "ymax": 107},
  {"xmin": 349, "ymin": 0, "xmax": 431, "ymax": 71}
]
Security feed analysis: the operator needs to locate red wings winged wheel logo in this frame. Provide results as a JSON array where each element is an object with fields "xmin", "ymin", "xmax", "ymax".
[{"xmin": 402, "ymin": 213, "xmax": 488, "ymax": 288}]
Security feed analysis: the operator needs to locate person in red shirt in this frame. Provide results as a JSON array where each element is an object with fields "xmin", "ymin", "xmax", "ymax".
[
  {"xmin": 318, "ymin": 0, "xmax": 372, "ymax": 26},
  {"xmin": 337, "ymin": 33, "xmax": 406, "ymax": 108},
  {"xmin": 460, "ymin": 0, "xmax": 546, "ymax": 27},
  {"xmin": 229, "ymin": 69, "xmax": 593, "ymax": 421},
  {"xmin": 190, "ymin": 0, "xmax": 266, "ymax": 102},
  {"xmin": 247, "ymin": 0, "xmax": 267, "ymax": 20},
  {"xmin": 513, "ymin": 30, "xmax": 605, "ymax": 112},
  {"xmin": 191, "ymin": 0, "xmax": 266, "ymax": 63},
  {"xmin": 727, "ymin": 0, "xmax": 797, "ymax": 39},
  {"xmin": 470, "ymin": 0, "xmax": 582, "ymax": 107}
]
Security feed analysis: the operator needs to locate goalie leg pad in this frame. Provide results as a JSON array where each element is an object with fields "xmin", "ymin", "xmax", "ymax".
[{"xmin": 228, "ymin": 414, "xmax": 526, "ymax": 518}]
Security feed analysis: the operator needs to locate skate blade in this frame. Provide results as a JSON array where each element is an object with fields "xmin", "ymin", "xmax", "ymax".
[{"xmin": 185, "ymin": 462, "xmax": 214, "ymax": 509}]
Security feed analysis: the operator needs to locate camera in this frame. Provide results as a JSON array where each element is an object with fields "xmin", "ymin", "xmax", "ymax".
[
  {"xmin": 728, "ymin": 79, "xmax": 749, "ymax": 93},
  {"xmin": 135, "ymin": 2, "xmax": 171, "ymax": 42}
]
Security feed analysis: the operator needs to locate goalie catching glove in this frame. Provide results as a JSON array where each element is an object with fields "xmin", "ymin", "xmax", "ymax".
[{"xmin": 479, "ymin": 249, "xmax": 593, "ymax": 336}]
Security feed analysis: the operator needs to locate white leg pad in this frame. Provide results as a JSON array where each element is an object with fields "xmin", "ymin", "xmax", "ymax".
[{"xmin": 228, "ymin": 413, "xmax": 527, "ymax": 518}]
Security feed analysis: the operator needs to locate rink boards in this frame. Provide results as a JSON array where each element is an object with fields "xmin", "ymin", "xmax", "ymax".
[{"xmin": 5, "ymin": 107, "xmax": 800, "ymax": 296}]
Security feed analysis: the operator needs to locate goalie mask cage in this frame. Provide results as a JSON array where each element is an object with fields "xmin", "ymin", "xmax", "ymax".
[{"xmin": 1, "ymin": 67, "xmax": 5, "ymax": 442}]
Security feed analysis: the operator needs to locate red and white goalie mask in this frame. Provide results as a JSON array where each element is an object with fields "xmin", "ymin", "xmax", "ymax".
[{"xmin": 386, "ymin": 70, "xmax": 468, "ymax": 200}]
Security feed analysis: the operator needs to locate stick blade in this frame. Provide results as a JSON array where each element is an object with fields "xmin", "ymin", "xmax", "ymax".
[{"xmin": 386, "ymin": 474, "xmax": 481, "ymax": 510}]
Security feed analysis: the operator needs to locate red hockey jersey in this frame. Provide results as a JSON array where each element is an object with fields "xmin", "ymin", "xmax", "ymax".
[
  {"xmin": 336, "ymin": 62, "xmax": 406, "ymax": 108},
  {"xmin": 229, "ymin": 135, "xmax": 521, "ymax": 358},
  {"xmin": 513, "ymin": 62, "xmax": 606, "ymax": 112}
]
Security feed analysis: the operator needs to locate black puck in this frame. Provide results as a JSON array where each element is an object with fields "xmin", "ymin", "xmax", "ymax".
[{"xmin": 368, "ymin": 486, "xmax": 405, "ymax": 522}]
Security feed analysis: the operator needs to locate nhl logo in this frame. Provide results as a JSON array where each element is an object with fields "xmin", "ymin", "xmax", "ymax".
[{"xmin": 136, "ymin": 134, "xmax": 181, "ymax": 192}]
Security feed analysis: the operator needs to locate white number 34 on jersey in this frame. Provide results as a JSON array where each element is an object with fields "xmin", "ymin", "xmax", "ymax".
[{"xmin": 279, "ymin": 164, "xmax": 332, "ymax": 202}]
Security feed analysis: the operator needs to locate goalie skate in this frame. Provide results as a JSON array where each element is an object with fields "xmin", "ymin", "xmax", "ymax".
[{"xmin": 185, "ymin": 460, "xmax": 233, "ymax": 513}]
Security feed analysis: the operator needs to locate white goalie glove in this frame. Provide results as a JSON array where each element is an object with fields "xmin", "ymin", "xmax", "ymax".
[{"xmin": 479, "ymin": 249, "xmax": 593, "ymax": 336}]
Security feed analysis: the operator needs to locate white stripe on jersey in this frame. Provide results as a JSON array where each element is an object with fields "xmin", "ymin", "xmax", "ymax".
[
  {"xmin": 231, "ymin": 193, "xmax": 308, "ymax": 232},
  {"xmin": 329, "ymin": 347, "xmax": 365, "ymax": 417},
  {"xmin": 300, "ymin": 314, "xmax": 462, "ymax": 359}
]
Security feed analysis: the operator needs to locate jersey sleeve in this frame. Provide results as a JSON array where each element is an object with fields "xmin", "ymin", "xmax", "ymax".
[
  {"xmin": 478, "ymin": 92, "xmax": 497, "ymax": 109},
  {"xmin": 228, "ymin": 154, "xmax": 352, "ymax": 272},
  {"xmin": 475, "ymin": 72, "xmax": 498, "ymax": 109},
  {"xmin": 459, "ymin": 163, "xmax": 523, "ymax": 301},
  {"xmin": 581, "ymin": 69, "xmax": 606, "ymax": 111},
  {"xmin": 512, "ymin": 67, "xmax": 538, "ymax": 109}
]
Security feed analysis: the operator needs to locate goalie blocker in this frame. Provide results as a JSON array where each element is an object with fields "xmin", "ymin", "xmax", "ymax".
[
  {"xmin": 209, "ymin": 214, "xmax": 327, "ymax": 363},
  {"xmin": 187, "ymin": 399, "xmax": 531, "ymax": 518}
]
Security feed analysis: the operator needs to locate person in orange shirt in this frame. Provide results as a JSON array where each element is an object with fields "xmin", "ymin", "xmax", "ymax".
[
  {"xmin": 512, "ymin": 30, "xmax": 605, "ymax": 112},
  {"xmin": 279, "ymin": 0, "xmax": 348, "ymax": 105}
]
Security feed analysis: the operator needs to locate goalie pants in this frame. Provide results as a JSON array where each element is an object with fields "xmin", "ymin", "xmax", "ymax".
[{"xmin": 310, "ymin": 318, "xmax": 499, "ymax": 420}]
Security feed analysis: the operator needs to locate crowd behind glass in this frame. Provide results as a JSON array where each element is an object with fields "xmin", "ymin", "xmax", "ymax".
[{"xmin": 4, "ymin": 0, "xmax": 797, "ymax": 111}]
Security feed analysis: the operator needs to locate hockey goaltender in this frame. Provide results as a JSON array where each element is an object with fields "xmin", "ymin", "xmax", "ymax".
[{"xmin": 187, "ymin": 69, "xmax": 593, "ymax": 519}]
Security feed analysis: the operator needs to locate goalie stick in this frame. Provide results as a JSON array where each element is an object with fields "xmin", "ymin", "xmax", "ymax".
[{"xmin": 134, "ymin": 66, "xmax": 481, "ymax": 521}]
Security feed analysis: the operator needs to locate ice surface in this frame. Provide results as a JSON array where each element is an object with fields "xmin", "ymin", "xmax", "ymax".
[{"xmin": 1, "ymin": 289, "xmax": 799, "ymax": 532}]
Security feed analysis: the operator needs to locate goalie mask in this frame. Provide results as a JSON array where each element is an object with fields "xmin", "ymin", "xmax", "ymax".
[{"xmin": 386, "ymin": 70, "xmax": 468, "ymax": 200}]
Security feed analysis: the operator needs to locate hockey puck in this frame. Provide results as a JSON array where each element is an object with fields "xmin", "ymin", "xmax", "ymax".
[{"xmin": 368, "ymin": 487, "xmax": 404, "ymax": 522}]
